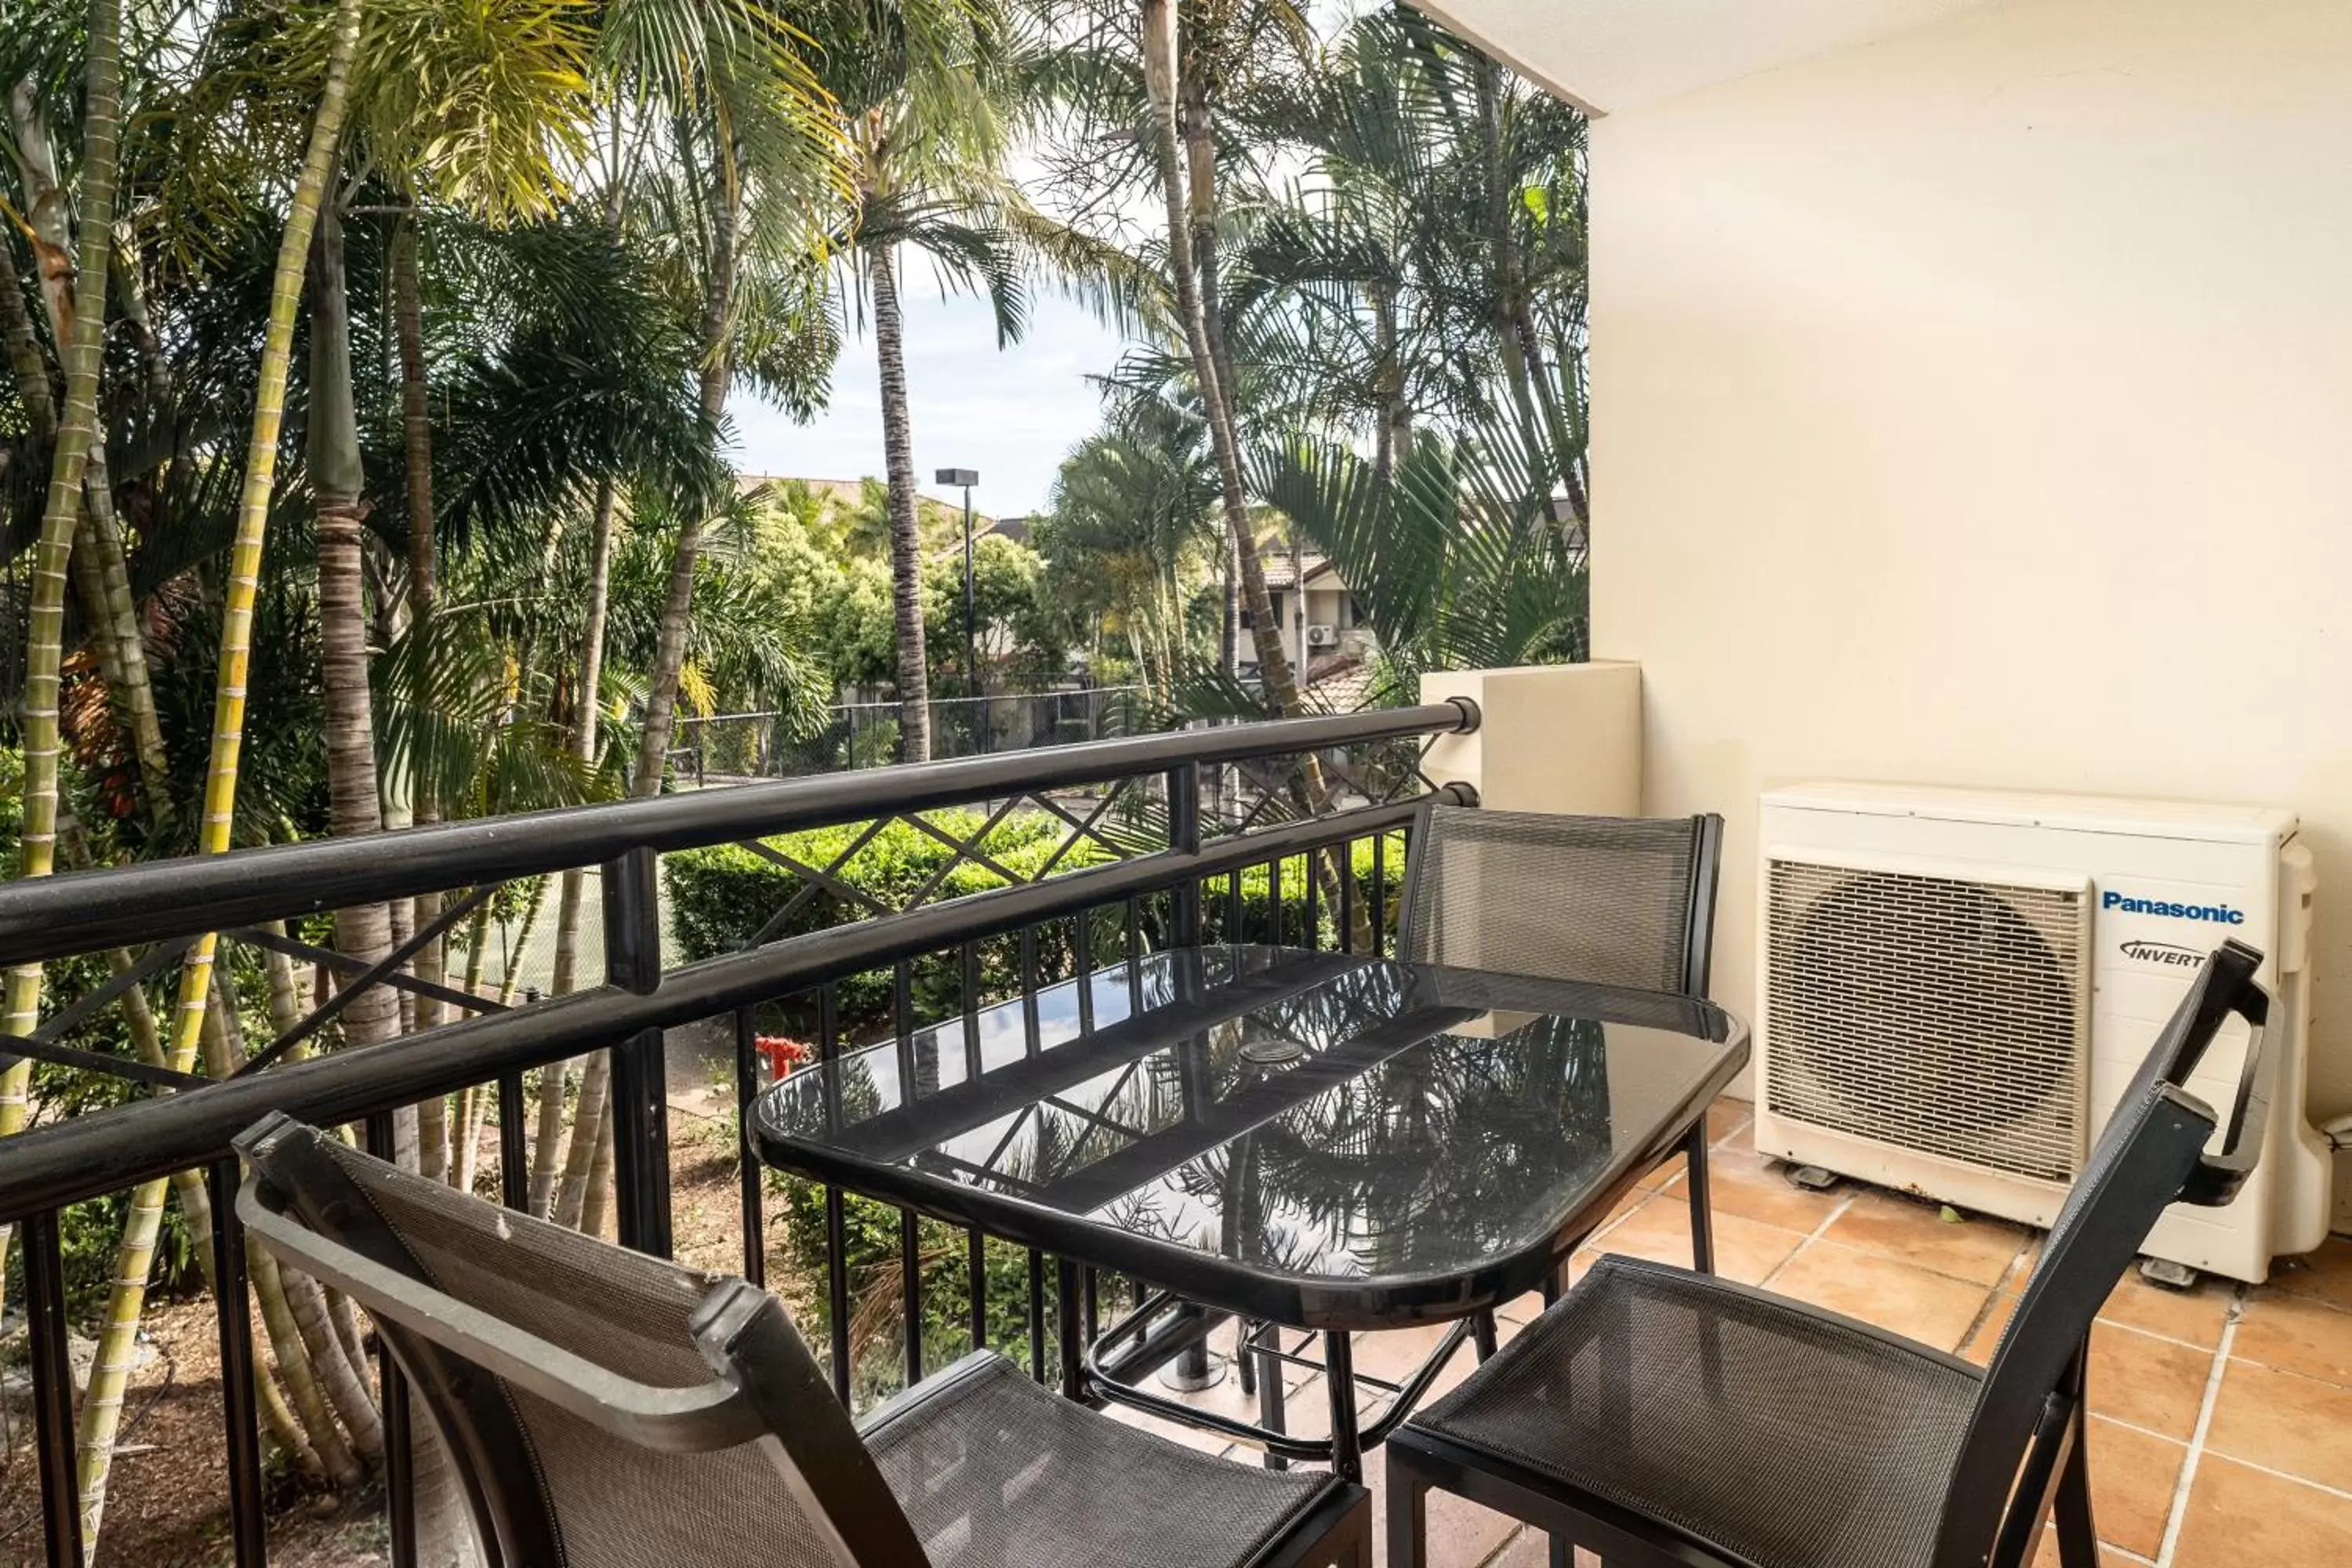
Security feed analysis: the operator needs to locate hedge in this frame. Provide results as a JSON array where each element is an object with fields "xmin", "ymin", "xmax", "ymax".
[
  {"xmin": 666, "ymin": 814, "xmax": 1410, "ymax": 1033},
  {"xmin": 665, "ymin": 810, "xmax": 1125, "ymax": 1037}
]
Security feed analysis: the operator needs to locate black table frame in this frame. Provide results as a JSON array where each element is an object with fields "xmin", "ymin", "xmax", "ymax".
[{"xmin": 751, "ymin": 947, "xmax": 1748, "ymax": 1479}]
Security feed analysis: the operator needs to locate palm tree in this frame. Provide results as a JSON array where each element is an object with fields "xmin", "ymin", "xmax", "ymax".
[
  {"xmin": 2, "ymin": 0, "xmax": 122, "ymax": 1142},
  {"xmin": 1251, "ymin": 392, "xmax": 1588, "ymax": 696},
  {"xmin": 69, "ymin": 0, "xmax": 364, "ymax": 1540},
  {"xmin": 830, "ymin": 0, "xmax": 1126, "ymax": 762},
  {"xmin": 1036, "ymin": 389, "xmax": 1220, "ymax": 702}
]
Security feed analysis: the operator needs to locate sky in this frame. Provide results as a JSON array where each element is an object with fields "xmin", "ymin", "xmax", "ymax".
[
  {"xmin": 724, "ymin": 2, "xmax": 1389, "ymax": 520},
  {"xmin": 725, "ymin": 285, "xmax": 1133, "ymax": 521}
]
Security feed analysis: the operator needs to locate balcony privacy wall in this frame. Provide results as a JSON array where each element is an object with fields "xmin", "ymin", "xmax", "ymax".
[{"xmin": 1556, "ymin": 0, "xmax": 2352, "ymax": 1221}]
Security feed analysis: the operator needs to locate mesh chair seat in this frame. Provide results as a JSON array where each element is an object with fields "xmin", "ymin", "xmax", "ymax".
[
  {"xmin": 865, "ymin": 1352, "xmax": 1332, "ymax": 1568},
  {"xmin": 1410, "ymin": 1256, "xmax": 1984, "ymax": 1568}
]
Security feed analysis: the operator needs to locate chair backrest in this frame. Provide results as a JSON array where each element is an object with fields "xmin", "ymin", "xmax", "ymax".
[
  {"xmin": 1398, "ymin": 804, "xmax": 1725, "ymax": 996},
  {"xmin": 232, "ymin": 1116, "xmax": 930, "ymax": 1568},
  {"xmin": 1930, "ymin": 939, "xmax": 2271, "ymax": 1568}
]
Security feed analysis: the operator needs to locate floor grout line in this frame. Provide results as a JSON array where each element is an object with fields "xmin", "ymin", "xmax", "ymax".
[
  {"xmin": 1755, "ymin": 1181, "xmax": 1863, "ymax": 1290},
  {"xmin": 2153, "ymin": 1283, "xmax": 2246, "ymax": 1566}
]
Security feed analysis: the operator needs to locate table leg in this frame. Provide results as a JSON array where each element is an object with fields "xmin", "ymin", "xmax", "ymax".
[
  {"xmin": 1323, "ymin": 1330, "xmax": 1362, "ymax": 1483},
  {"xmin": 1683, "ymin": 1118, "xmax": 1716, "ymax": 1276},
  {"xmin": 1056, "ymin": 1258, "xmax": 1083, "ymax": 1401},
  {"xmin": 1256, "ymin": 1320, "xmax": 1289, "ymax": 1472}
]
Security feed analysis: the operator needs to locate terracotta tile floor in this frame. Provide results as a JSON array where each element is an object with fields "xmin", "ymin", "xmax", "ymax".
[{"xmin": 1107, "ymin": 1095, "xmax": 2352, "ymax": 1567}]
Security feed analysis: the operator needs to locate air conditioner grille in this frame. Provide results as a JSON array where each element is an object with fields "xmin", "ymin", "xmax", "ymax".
[{"xmin": 1765, "ymin": 860, "xmax": 2090, "ymax": 1184}]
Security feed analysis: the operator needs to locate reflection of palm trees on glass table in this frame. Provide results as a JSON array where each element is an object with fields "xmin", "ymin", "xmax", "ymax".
[{"xmin": 752, "ymin": 944, "xmax": 1747, "ymax": 1479}]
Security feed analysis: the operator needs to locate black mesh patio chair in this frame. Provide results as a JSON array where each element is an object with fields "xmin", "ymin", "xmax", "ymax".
[
  {"xmin": 232, "ymin": 1115, "xmax": 1372, "ymax": 1568},
  {"xmin": 1400, "ymin": 804, "xmax": 1726, "ymax": 1283},
  {"xmin": 1385, "ymin": 938, "xmax": 2274, "ymax": 1568}
]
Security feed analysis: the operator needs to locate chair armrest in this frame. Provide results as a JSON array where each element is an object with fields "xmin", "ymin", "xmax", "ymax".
[{"xmin": 2183, "ymin": 972, "xmax": 2272, "ymax": 1207}]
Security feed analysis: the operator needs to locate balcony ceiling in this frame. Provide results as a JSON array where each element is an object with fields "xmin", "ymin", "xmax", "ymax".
[{"xmin": 1407, "ymin": 0, "xmax": 1996, "ymax": 114}]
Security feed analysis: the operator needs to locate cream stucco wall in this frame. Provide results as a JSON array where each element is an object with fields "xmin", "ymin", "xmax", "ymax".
[{"xmin": 1586, "ymin": 0, "xmax": 2352, "ymax": 1150}]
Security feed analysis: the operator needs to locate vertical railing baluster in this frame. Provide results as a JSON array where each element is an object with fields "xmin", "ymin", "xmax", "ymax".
[
  {"xmin": 1373, "ymin": 831, "xmax": 1388, "ymax": 957},
  {"xmin": 1227, "ymin": 867, "xmax": 1243, "ymax": 944},
  {"xmin": 1304, "ymin": 842, "xmax": 1320, "ymax": 948},
  {"xmin": 1267, "ymin": 855, "xmax": 1283, "ymax": 946},
  {"xmin": 1018, "ymin": 924, "xmax": 1046, "ymax": 1381},
  {"xmin": 1056, "ymin": 1256, "xmax": 1084, "ymax": 1399},
  {"xmin": 1019, "ymin": 925, "xmax": 1042, "ymax": 1054},
  {"xmin": 1028, "ymin": 1247, "xmax": 1047, "ymax": 1384},
  {"xmin": 1339, "ymin": 832, "xmax": 1358, "ymax": 955},
  {"xmin": 1168, "ymin": 763, "xmax": 1202, "ymax": 947},
  {"xmin": 1123, "ymin": 896, "xmax": 1145, "ymax": 1008},
  {"xmin": 960, "ymin": 941, "xmax": 985, "ymax": 1354},
  {"xmin": 25, "ymin": 1209, "xmax": 82, "ymax": 1568},
  {"xmin": 895, "ymin": 961, "xmax": 922, "ymax": 1387},
  {"xmin": 733, "ymin": 1007, "xmax": 765, "ymax": 1287},
  {"xmin": 497, "ymin": 1071, "xmax": 528, "ymax": 1211},
  {"xmin": 819, "ymin": 982, "xmax": 852, "ymax": 1402},
  {"xmin": 959, "ymin": 942, "xmax": 983, "ymax": 1080},
  {"xmin": 601, "ymin": 847, "xmax": 671, "ymax": 1256},
  {"xmin": 209, "ymin": 1157, "xmax": 268, "ymax": 1565}
]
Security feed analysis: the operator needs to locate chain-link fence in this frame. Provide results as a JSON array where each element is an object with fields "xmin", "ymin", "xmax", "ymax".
[{"xmin": 672, "ymin": 687, "xmax": 1150, "ymax": 786}]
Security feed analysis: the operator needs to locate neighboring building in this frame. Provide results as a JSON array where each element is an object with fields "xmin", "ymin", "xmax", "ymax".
[{"xmin": 1242, "ymin": 541, "xmax": 1377, "ymax": 710}]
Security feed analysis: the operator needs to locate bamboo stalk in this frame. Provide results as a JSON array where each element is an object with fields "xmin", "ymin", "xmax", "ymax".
[{"xmin": 72, "ymin": 0, "xmax": 362, "ymax": 1541}]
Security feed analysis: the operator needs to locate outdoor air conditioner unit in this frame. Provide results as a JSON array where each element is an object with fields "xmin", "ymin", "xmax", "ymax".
[
  {"xmin": 1754, "ymin": 782, "xmax": 2328, "ymax": 1283},
  {"xmin": 1305, "ymin": 624, "xmax": 1339, "ymax": 648}
]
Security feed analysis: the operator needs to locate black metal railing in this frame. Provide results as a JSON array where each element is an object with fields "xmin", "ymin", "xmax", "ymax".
[
  {"xmin": 670, "ymin": 685, "xmax": 1150, "ymax": 785},
  {"xmin": 0, "ymin": 699, "xmax": 1477, "ymax": 1566}
]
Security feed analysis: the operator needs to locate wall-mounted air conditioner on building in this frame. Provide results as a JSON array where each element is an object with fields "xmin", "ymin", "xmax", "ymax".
[
  {"xmin": 1306, "ymin": 624, "xmax": 1339, "ymax": 648},
  {"xmin": 1754, "ymin": 782, "xmax": 2327, "ymax": 1283}
]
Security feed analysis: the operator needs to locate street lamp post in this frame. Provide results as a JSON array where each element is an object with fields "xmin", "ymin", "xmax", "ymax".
[{"xmin": 936, "ymin": 468, "xmax": 981, "ymax": 746}]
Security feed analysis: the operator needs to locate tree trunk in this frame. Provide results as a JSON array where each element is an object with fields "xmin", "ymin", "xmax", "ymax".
[
  {"xmin": 1142, "ymin": 2, "xmax": 1301, "ymax": 719},
  {"xmin": 10, "ymin": 77, "xmax": 168, "ymax": 806},
  {"xmin": 1145, "ymin": 0, "xmax": 1349, "ymax": 921},
  {"xmin": 2, "ymin": 18, "xmax": 120, "ymax": 1148},
  {"xmin": 867, "ymin": 242, "xmax": 933, "ymax": 764},
  {"xmin": 627, "ymin": 148, "xmax": 736, "ymax": 800},
  {"xmin": 2, "ymin": 0, "xmax": 118, "ymax": 1326},
  {"xmin": 310, "ymin": 204, "xmax": 401, "ymax": 1060},
  {"xmin": 564, "ymin": 149, "xmax": 735, "ymax": 1231},
  {"xmin": 1472, "ymin": 55, "xmax": 1578, "ymax": 516},
  {"xmin": 71, "ymin": 2, "xmax": 359, "ymax": 1533},
  {"xmin": 535, "ymin": 475, "xmax": 619, "ymax": 1213},
  {"xmin": 0, "ymin": 235, "xmax": 55, "ymax": 440},
  {"xmin": 394, "ymin": 208, "xmax": 453, "ymax": 1081}
]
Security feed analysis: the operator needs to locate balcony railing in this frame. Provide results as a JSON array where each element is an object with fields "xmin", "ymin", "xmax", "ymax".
[
  {"xmin": 670, "ymin": 684, "xmax": 1150, "ymax": 783},
  {"xmin": 0, "ymin": 699, "xmax": 1478, "ymax": 1566}
]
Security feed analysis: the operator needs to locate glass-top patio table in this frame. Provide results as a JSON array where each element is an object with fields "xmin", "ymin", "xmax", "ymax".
[{"xmin": 750, "ymin": 943, "xmax": 1749, "ymax": 1479}]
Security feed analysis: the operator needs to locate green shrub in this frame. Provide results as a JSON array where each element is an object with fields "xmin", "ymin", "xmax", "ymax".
[
  {"xmin": 665, "ymin": 809, "xmax": 1124, "ymax": 1036},
  {"xmin": 771, "ymin": 1178, "xmax": 1081, "ymax": 1407},
  {"xmin": 1197, "ymin": 833, "xmax": 1409, "ymax": 951}
]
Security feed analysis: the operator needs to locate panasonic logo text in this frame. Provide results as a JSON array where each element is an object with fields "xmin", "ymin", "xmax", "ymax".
[{"xmin": 2100, "ymin": 890, "xmax": 2246, "ymax": 925}]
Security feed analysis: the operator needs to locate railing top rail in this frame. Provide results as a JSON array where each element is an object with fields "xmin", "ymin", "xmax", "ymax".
[
  {"xmin": 676, "ymin": 684, "xmax": 1150, "ymax": 726},
  {"xmin": 0, "ymin": 701, "xmax": 1473, "ymax": 971},
  {"xmin": 0, "ymin": 791, "xmax": 1455, "ymax": 1222}
]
